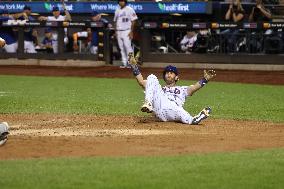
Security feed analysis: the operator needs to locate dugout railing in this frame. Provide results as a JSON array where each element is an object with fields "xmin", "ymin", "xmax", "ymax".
[
  {"xmin": 1, "ymin": 21, "xmax": 284, "ymax": 65},
  {"xmin": 0, "ymin": 20, "xmax": 113, "ymax": 64},
  {"xmin": 139, "ymin": 21, "xmax": 284, "ymax": 65}
]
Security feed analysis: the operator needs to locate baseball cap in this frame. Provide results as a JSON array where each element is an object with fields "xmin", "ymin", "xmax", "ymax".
[
  {"xmin": 23, "ymin": 5, "xmax": 31, "ymax": 11},
  {"xmin": 91, "ymin": 11, "xmax": 99, "ymax": 17},
  {"xmin": 52, "ymin": 7, "xmax": 59, "ymax": 12}
]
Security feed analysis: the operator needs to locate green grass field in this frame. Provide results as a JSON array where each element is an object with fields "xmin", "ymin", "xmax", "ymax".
[
  {"xmin": 0, "ymin": 149, "xmax": 283, "ymax": 189},
  {"xmin": 0, "ymin": 75, "xmax": 283, "ymax": 121},
  {"xmin": 0, "ymin": 75, "xmax": 283, "ymax": 189}
]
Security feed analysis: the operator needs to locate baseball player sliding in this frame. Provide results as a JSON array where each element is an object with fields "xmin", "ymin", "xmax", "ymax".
[
  {"xmin": 128, "ymin": 53, "xmax": 216, "ymax": 125},
  {"xmin": 114, "ymin": 0, "xmax": 137, "ymax": 68}
]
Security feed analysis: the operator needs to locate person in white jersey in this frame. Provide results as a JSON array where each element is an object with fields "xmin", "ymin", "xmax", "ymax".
[
  {"xmin": 180, "ymin": 31, "xmax": 198, "ymax": 53},
  {"xmin": 38, "ymin": 3, "xmax": 71, "ymax": 53},
  {"xmin": 128, "ymin": 53, "xmax": 216, "ymax": 125},
  {"xmin": 114, "ymin": 0, "xmax": 137, "ymax": 68}
]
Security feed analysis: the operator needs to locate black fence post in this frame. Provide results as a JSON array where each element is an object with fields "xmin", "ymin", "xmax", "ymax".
[
  {"xmin": 103, "ymin": 28, "xmax": 113, "ymax": 64},
  {"xmin": 140, "ymin": 28, "xmax": 151, "ymax": 62},
  {"xmin": 17, "ymin": 27, "xmax": 24, "ymax": 55},
  {"xmin": 57, "ymin": 27, "xmax": 65, "ymax": 54}
]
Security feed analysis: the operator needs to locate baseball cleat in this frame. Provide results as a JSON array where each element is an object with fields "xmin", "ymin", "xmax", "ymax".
[
  {"xmin": 141, "ymin": 100, "xmax": 153, "ymax": 113},
  {"xmin": 191, "ymin": 107, "xmax": 211, "ymax": 125},
  {"xmin": 120, "ymin": 65, "xmax": 132, "ymax": 69}
]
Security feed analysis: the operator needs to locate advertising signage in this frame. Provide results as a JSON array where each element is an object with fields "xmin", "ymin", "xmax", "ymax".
[{"xmin": 0, "ymin": 1, "xmax": 211, "ymax": 14}]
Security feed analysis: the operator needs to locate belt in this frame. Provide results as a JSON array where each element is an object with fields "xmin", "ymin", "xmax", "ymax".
[{"xmin": 116, "ymin": 29, "xmax": 131, "ymax": 31}]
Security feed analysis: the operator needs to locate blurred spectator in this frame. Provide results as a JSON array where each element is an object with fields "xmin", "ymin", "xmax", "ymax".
[
  {"xmin": 150, "ymin": 33, "xmax": 169, "ymax": 53},
  {"xmin": 249, "ymin": 0, "xmax": 272, "ymax": 22},
  {"xmin": 194, "ymin": 29, "xmax": 210, "ymax": 53},
  {"xmin": 225, "ymin": 0, "xmax": 245, "ymax": 23},
  {"xmin": 180, "ymin": 31, "xmax": 198, "ymax": 53},
  {"xmin": 41, "ymin": 28, "xmax": 54, "ymax": 53},
  {"xmin": 248, "ymin": 0, "xmax": 273, "ymax": 53},
  {"xmin": 0, "ymin": 10, "xmax": 18, "ymax": 53},
  {"xmin": 15, "ymin": 5, "xmax": 38, "ymax": 53},
  {"xmin": 38, "ymin": 6, "xmax": 71, "ymax": 22},
  {"xmin": 38, "ymin": 2, "xmax": 72, "ymax": 53},
  {"xmin": 223, "ymin": 0, "xmax": 245, "ymax": 53},
  {"xmin": 73, "ymin": 11, "xmax": 108, "ymax": 54},
  {"xmin": 114, "ymin": 0, "xmax": 138, "ymax": 68}
]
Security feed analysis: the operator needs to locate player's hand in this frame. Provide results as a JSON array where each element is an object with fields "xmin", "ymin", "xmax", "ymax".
[
  {"xmin": 256, "ymin": 4, "xmax": 262, "ymax": 9},
  {"xmin": 38, "ymin": 16, "xmax": 46, "ymax": 21},
  {"xmin": 62, "ymin": 0, "xmax": 67, "ymax": 11},
  {"xmin": 229, "ymin": 0, "xmax": 233, "ymax": 9},
  {"xmin": 204, "ymin": 70, "xmax": 216, "ymax": 81},
  {"xmin": 23, "ymin": 12, "xmax": 28, "ymax": 20},
  {"xmin": 0, "ymin": 38, "xmax": 6, "ymax": 48},
  {"xmin": 128, "ymin": 31, "xmax": 133, "ymax": 40},
  {"xmin": 128, "ymin": 52, "xmax": 137, "ymax": 65}
]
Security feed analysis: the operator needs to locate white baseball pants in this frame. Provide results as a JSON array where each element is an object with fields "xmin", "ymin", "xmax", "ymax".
[
  {"xmin": 24, "ymin": 41, "xmax": 37, "ymax": 53},
  {"xmin": 145, "ymin": 74, "xmax": 193, "ymax": 124},
  {"xmin": 116, "ymin": 29, "xmax": 133, "ymax": 66},
  {"xmin": 4, "ymin": 42, "xmax": 18, "ymax": 53}
]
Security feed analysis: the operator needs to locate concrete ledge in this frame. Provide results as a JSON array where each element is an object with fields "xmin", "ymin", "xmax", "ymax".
[
  {"xmin": 0, "ymin": 59, "xmax": 105, "ymax": 67},
  {"xmin": 1, "ymin": 58, "xmax": 283, "ymax": 71},
  {"xmin": 142, "ymin": 62, "xmax": 284, "ymax": 71}
]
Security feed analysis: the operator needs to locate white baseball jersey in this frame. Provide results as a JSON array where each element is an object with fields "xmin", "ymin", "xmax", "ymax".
[
  {"xmin": 114, "ymin": 6, "xmax": 137, "ymax": 31},
  {"xmin": 180, "ymin": 34, "xmax": 197, "ymax": 52},
  {"xmin": 114, "ymin": 6, "xmax": 137, "ymax": 66},
  {"xmin": 46, "ymin": 15, "xmax": 68, "ymax": 53},
  {"xmin": 47, "ymin": 15, "xmax": 66, "ymax": 21},
  {"xmin": 162, "ymin": 86, "xmax": 189, "ymax": 107},
  {"xmin": 145, "ymin": 74, "xmax": 193, "ymax": 124}
]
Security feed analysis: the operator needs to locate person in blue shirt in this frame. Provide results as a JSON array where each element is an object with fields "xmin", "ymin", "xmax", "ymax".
[
  {"xmin": 41, "ymin": 28, "xmax": 54, "ymax": 53},
  {"xmin": 73, "ymin": 11, "xmax": 109, "ymax": 54},
  {"xmin": 0, "ymin": 10, "xmax": 18, "ymax": 53},
  {"xmin": 15, "ymin": 5, "xmax": 38, "ymax": 53}
]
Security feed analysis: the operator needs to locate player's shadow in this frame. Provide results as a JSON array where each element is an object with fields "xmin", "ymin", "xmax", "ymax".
[{"xmin": 137, "ymin": 116, "xmax": 161, "ymax": 124}]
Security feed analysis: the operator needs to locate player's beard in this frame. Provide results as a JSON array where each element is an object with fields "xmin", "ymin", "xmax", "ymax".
[{"xmin": 165, "ymin": 77, "xmax": 176, "ymax": 86}]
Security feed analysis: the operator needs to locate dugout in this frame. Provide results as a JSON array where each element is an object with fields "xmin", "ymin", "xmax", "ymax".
[{"xmin": 0, "ymin": 1, "xmax": 284, "ymax": 67}]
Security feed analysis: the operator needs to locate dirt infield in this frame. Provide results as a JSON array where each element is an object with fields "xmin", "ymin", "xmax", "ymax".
[
  {"xmin": 0, "ymin": 114, "xmax": 283, "ymax": 160},
  {"xmin": 0, "ymin": 65, "xmax": 283, "ymax": 85},
  {"xmin": 0, "ymin": 65, "xmax": 283, "ymax": 159}
]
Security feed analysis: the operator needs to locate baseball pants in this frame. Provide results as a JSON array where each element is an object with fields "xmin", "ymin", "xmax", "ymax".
[
  {"xmin": 24, "ymin": 41, "xmax": 37, "ymax": 53},
  {"xmin": 145, "ymin": 74, "xmax": 193, "ymax": 124},
  {"xmin": 117, "ymin": 30, "xmax": 133, "ymax": 66},
  {"xmin": 4, "ymin": 42, "xmax": 18, "ymax": 53}
]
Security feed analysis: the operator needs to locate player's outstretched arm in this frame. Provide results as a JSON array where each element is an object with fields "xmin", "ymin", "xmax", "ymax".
[
  {"xmin": 187, "ymin": 70, "xmax": 216, "ymax": 96},
  {"xmin": 128, "ymin": 53, "xmax": 146, "ymax": 89},
  {"xmin": 38, "ymin": 16, "xmax": 47, "ymax": 21},
  {"xmin": 62, "ymin": 1, "xmax": 72, "ymax": 21}
]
